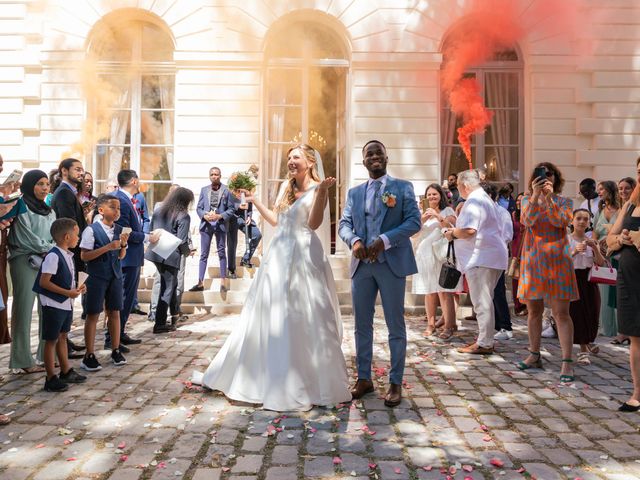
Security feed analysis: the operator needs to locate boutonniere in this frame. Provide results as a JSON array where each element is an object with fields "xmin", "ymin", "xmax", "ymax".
[{"xmin": 381, "ymin": 191, "xmax": 396, "ymax": 208}]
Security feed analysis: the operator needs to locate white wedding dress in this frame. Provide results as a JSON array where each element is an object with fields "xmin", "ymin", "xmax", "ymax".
[{"xmin": 192, "ymin": 186, "xmax": 351, "ymax": 411}]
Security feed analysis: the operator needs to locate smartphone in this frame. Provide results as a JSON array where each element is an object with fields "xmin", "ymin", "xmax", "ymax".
[
  {"xmin": 533, "ymin": 166, "xmax": 547, "ymax": 182},
  {"xmin": 121, "ymin": 227, "xmax": 132, "ymax": 235},
  {"xmin": 2, "ymin": 169, "xmax": 22, "ymax": 185},
  {"xmin": 3, "ymin": 192, "xmax": 22, "ymax": 202}
]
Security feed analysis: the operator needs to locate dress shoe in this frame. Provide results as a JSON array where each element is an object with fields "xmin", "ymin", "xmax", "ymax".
[
  {"xmin": 350, "ymin": 379, "xmax": 374, "ymax": 400},
  {"xmin": 384, "ymin": 383, "xmax": 402, "ymax": 408},
  {"xmin": 228, "ymin": 271, "xmax": 237, "ymax": 279},
  {"xmin": 457, "ymin": 342, "xmax": 494, "ymax": 355},
  {"xmin": 240, "ymin": 258, "xmax": 253, "ymax": 268},
  {"xmin": 153, "ymin": 324, "xmax": 176, "ymax": 334},
  {"xmin": 131, "ymin": 307, "xmax": 148, "ymax": 316},
  {"xmin": 189, "ymin": 284, "xmax": 204, "ymax": 292},
  {"xmin": 121, "ymin": 333, "xmax": 142, "ymax": 345},
  {"xmin": 67, "ymin": 339, "xmax": 86, "ymax": 352}
]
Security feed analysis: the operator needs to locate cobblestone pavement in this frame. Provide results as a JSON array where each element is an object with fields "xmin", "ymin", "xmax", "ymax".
[{"xmin": 0, "ymin": 311, "xmax": 639, "ymax": 480}]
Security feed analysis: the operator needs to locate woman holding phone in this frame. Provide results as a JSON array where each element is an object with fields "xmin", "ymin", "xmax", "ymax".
[{"xmin": 517, "ymin": 162, "xmax": 578, "ymax": 383}]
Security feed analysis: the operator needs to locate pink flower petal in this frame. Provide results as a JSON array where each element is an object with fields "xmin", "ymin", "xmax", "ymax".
[
  {"xmin": 35, "ymin": 444, "xmax": 45, "ymax": 449},
  {"xmin": 483, "ymin": 434, "xmax": 492, "ymax": 442},
  {"xmin": 368, "ymin": 463, "xmax": 377, "ymax": 469},
  {"xmin": 117, "ymin": 441, "xmax": 126, "ymax": 449},
  {"xmin": 462, "ymin": 464, "xmax": 474, "ymax": 472},
  {"xmin": 119, "ymin": 455, "xmax": 128, "ymax": 462},
  {"xmin": 422, "ymin": 465, "xmax": 433, "ymax": 471},
  {"xmin": 333, "ymin": 457, "xmax": 342, "ymax": 465},
  {"xmin": 449, "ymin": 466, "xmax": 457, "ymax": 474},
  {"xmin": 66, "ymin": 457, "xmax": 77, "ymax": 461},
  {"xmin": 394, "ymin": 467, "xmax": 402, "ymax": 474},
  {"xmin": 63, "ymin": 439, "xmax": 74, "ymax": 445},
  {"xmin": 222, "ymin": 467, "xmax": 230, "ymax": 472},
  {"xmin": 490, "ymin": 458, "xmax": 504, "ymax": 468}
]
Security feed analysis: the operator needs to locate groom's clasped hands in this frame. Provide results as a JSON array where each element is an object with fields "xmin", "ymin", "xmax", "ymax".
[{"xmin": 352, "ymin": 238, "xmax": 384, "ymax": 263}]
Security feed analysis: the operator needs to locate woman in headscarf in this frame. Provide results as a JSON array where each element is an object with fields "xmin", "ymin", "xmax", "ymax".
[{"xmin": 8, "ymin": 170, "xmax": 56, "ymax": 373}]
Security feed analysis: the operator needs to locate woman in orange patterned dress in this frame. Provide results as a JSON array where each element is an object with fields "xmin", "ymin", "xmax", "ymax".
[{"xmin": 517, "ymin": 162, "xmax": 578, "ymax": 382}]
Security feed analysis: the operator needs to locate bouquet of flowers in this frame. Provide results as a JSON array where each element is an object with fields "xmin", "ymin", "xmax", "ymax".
[{"xmin": 228, "ymin": 171, "xmax": 257, "ymax": 193}]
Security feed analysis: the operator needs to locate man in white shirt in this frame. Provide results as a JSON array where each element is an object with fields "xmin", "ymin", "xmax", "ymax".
[{"xmin": 444, "ymin": 170, "xmax": 509, "ymax": 354}]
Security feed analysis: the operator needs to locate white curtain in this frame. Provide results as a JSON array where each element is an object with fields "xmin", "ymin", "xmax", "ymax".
[
  {"xmin": 485, "ymin": 73, "xmax": 512, "ymax": 181},
  {"xmin": 441, "ymin": 107, "xmax": 457, "ymax": 180},
  {"xmin": 108, "ymin": 88, "xmax": 130, "ymax": 180},
  {"xmin": 268, "ymin": 107, "xmax": 286, "ymax": 206},
  {"xmin": 158, "ymin": 75, "xmax": 174, "ymax": 177}
]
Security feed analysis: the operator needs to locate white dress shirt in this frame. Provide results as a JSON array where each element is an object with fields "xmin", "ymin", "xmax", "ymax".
[
  {"xmin": 39, "ymin": 246, "xmax": 76, "ymax": 310},
  {"xmin": 80, "ymin": 220, "xmax": 116, "ymax": 250},
  {"xmin": 455, "ymin": 187, "xmax": 509, "ymax": 273}
]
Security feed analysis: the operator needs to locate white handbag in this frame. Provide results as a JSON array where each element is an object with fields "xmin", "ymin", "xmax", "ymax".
[{"xmin": 588, "ymin": 263, "xmax": 617, "ymax": 285}]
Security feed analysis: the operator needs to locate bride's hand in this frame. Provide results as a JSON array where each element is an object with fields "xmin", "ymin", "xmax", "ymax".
[
  {"xmin": 237, "ymin": 189, "xmax": 254, "ymax": 202},
  {"xmin": 317, "ymin": 177, "xmax": 336, "ymax": 192}
]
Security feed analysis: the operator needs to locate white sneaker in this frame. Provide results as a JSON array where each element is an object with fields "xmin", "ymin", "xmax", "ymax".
[
  {"xmin": 541, "ymin": 325, "xmax": 557, "ymax": 338},
  {"xmin": 494, "ymin": 329, "xmax": 513, "ymax": 341}
]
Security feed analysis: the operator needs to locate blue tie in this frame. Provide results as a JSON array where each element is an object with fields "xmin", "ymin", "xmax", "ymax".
[{"xmin": 365, "ymin": 180, "xmax": 382, "ymax": 246}]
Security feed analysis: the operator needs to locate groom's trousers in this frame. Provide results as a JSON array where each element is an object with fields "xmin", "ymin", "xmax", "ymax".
[{"xmin": 352, "ymin": 261, "xmax": 407, "ymax": 385}]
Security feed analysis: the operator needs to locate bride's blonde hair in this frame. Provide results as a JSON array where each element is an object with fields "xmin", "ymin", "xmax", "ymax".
[{"xmin": 274, "ymin": 144, "xmax": 321, "ymax": 213}]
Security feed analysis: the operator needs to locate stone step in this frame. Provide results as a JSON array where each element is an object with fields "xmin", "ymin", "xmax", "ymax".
[{"xmin": 178, "ymin": 302, "xmax": 244, "ymax": 315}]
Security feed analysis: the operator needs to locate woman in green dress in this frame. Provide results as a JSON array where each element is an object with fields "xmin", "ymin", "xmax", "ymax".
[
  {"xmin": 8, "ymin": 170, "xmax": 56, "ymax": 373},
  {"xmin": 593, "ymin": 181, "xmax": 621, "ymax": 340}
]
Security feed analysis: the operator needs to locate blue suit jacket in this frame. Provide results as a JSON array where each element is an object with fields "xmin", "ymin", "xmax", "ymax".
[
  {"xmin": 196, "ymin": 184, "xmax": 234, "ymax": 233},
  {"xmin": 114, "ymin": 189, "xmax": 145, "ymax": 268},
  {"xmin": 339, "ymin": 176, "xmax": 421, "ymax": 278}
]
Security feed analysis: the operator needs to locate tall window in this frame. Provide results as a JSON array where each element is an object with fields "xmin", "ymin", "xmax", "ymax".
[
  {"xmin": 441, "ymin": 49, "xmax": 523, "ymax": 184},
  {"xmin": 88, "ymin": 14, "xmax": 175, "ymax": 205},
  {"xmin": 264, "ymin": 20, "xmax": 349, "ymax": 254}
]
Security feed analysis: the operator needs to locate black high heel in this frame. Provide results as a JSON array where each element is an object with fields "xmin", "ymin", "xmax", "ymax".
[{"xmin": 618, "ymin": 402, "xmax": 640, "ymax": 412}]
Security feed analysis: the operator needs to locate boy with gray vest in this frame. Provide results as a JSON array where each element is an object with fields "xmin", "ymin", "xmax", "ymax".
[
  {"xmin": 79, "ymin": 195, "xmax": 129, "ymax": 371},
  {"xmin": 33, "ymin": 218, "xmax": 87, "ymax": 392}
]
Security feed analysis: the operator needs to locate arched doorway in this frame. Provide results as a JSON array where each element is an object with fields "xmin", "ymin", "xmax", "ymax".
[
  {"xmin": 263, "ymin": 17, "xmax": 350, "ymax": 254},
  {"xmin": 86, "ymin": 9, "xmax": 175, "ymax": 206},
  {"xmin": 440, "ymin": 33, "xmax": 524, "ymax": 186}
]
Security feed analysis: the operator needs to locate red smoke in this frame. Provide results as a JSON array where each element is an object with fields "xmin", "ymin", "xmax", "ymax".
[
  {"xmin": 441, "ymin": 0, "xmax": 580, "ymax": 169},
  {"xmin": 449, "ymin": 79, "xmax": 493, "ymax": 164}
]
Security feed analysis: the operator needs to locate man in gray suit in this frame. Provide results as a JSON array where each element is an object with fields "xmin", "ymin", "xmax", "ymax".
[
  {"xmin": 339, "ymin": 140, "xmax": 421, "ymax": 407},
  {"xmin": 189, "ymin": 167, "xmax": 235, "ymax": 294}
]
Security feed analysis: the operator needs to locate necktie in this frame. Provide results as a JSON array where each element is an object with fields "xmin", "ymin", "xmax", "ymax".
[{"xmin": 371, "ymin": 180, "xmax": 382, "ymax": 218}]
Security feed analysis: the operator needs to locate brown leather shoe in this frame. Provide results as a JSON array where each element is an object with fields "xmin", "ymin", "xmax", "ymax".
[
  {"xmin": 457, "ymin": 342, "xmax": 494, "ymax": 355},
  {"xmin": 350, "ymin": 379, "xmax": 374, "ymax": 400},
  {"xmin": 384, "ymin": 383, "xmax": 402, "ymax": 407}
]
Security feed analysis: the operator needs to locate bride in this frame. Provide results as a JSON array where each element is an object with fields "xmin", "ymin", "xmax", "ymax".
[{"xmin": 192, "ymin": 144, "xmax": 351, "ymax": 411}]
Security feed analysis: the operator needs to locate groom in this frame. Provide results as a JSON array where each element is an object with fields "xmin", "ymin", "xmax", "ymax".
[{"xmin": 339, "ymin": 140, "xmax": 421, "ymax": 407}]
